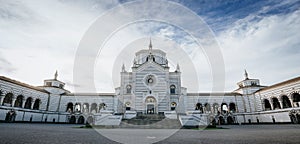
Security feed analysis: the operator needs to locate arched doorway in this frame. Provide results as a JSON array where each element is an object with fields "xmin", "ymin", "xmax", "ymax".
[
  {"xmin": 77, "ymin": 116, "xmax": 85, "ymax": 124},
  {"xmin": 145, "ymin": 97, "xmax": 156, "ymax": 114},
  {"xmin": 3, "ymin": 93, "xmax": 13, "ymax": 106},
  {"xmin": 218, "ymin": 116, "xmax": 225, "ymax": 125},
  {"xmin": 24, "ymin": 97, "xmax": 32, "ymax": 109},
  {"xmin": 227, "ymin": 116, "xmax": 234, "ymax": 124},
  {"xmin": 281, "ymin": 95, "xmax": 292, "ymax": 108},
  {"xmin": 263, "ymin": 99, "xmax": 272, "ymax": 110},
  {"xmin": 14, "ymin": 95, "xmax": 24, "ymax": 108},
  {"xmin": 292, "ymin": 93, "xmax": 300, "ymax": 107},
  {"xmin": 87, "ymin": 116, "xmax": 94, "ymax": 125},
  {"xmin": 272, "ymin": 97, "xmax": 281, "ymax": 109},
  {"xmin": 69, "ymin": 115, "xmax": 76, "ymax": 124},
  {"xmin": 33, "ymin": 99, "xmax": 41, "ymax": 110},
  {"xmin": 290, "ymin": 114, "xmax": 298, "ymax": 124},
  {"xmin": 5, "ymin": 110, "xmax": 16, "ymax": 122}
]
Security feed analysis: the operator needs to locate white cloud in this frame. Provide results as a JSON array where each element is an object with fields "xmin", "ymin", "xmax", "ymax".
[
  {"xmin": 218, "ymin": 10, "xmax": 300, "ymax": 90},
  {"xmin": 0, "ymin": 0, "xmax": 299, "ymax": 93}
]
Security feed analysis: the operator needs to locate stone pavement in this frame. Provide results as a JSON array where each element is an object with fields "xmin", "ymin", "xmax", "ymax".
[{"xmin": 0, "ymin": 123, "xmax": 300, "ymax": 144}]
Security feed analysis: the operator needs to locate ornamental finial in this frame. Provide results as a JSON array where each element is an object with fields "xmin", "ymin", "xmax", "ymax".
[
  {"xmin": 54, "ymin": 70, "xmax": 58, "ymax": 80},
  {"xmin": 244, "ymin": 69, "xmax": 248, "ymax": 79},
  {"xmin": 149, "ymin": 38, "xmax": 152, "ymax": 54}
]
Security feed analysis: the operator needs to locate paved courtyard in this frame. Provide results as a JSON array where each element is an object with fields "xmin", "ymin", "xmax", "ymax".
[{"xmin": 0, "ymin": 123, "xmax": 300, "ymax": 144}]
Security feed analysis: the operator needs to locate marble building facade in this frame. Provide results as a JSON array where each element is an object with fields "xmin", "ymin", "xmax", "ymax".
[{"xmin": 1, "ymin": 42, "xmax": 300, "ymax": 126}]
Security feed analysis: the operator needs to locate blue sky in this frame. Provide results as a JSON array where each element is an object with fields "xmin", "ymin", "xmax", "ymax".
[{"xmin": 0, "ymin": 0, "xmax": 299, "ymax": 92}]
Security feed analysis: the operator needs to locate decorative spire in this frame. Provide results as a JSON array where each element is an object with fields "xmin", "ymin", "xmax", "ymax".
[
  {"xmin": 149, "ymin": 38, "xmax": 152, "ymax": 54},
  {"xmin": 244, "ymin": 69, "xmax": 248, "ymax": 79},
  {"xmin": 54, "ymin": 70, "xmax": 58, "ymax": 80},
  {"xmin": 176, "ymin": 63, "xmax": 180, "ymax": 72},
  {"xmin": 122, "ymin": 64, "xmax": 126, "ymax": 72}
]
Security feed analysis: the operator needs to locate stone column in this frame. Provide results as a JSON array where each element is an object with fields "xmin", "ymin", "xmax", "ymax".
[
  {"xmin": 12, "ymin": 97, "xmax": 16, "ymax": 107},
  {"xmin": 0, "ymin": 96, "xmax": 4, "ymax": 105},
  {"xmin": 289, "ymin": 98, "xmax": 294, "ymax": 108},
  {"xmin": 89, "ymin": 104, "xmax": 92, "ymax": 113},
  {"xmin": 22, "ymin": 100, "xmax": 26, "ymax": 108},
  {"xmin": 31, "ymin": 99, "xmax": 35, "ymax": 109},
  {"xmin": 270, "ymin": 100, "xmax": 274, "ymax": 110},
  {"xmin": 278, "ymin": 100, "xmax": 283, "ymax": 109}
]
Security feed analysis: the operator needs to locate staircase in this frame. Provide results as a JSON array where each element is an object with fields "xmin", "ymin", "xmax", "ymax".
[{"xmin": 119, "ymin": 114, "xmax": 181, "ymax": 129}]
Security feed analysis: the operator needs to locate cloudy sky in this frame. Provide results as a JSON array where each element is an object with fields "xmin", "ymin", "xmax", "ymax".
[{"xmin": 0, "ymin": 0, "xmax": 299, "ymax": 93}]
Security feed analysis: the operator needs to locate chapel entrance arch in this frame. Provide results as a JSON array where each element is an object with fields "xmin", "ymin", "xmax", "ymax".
[{"xmin": 145, "ymin": 97, "xmax": 156, "ymax": 114}]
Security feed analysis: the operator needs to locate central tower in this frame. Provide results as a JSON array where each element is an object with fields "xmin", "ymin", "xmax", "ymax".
[{"xmin": 116, "ymin": 41, "xmax": 182, "ymax": 114}]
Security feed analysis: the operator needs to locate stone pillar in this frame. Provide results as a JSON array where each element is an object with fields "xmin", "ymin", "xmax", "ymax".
[
  {"xmin": 31, "ymin": 99, "xmax": 35, "ymax": 109},
  {"xmin": 289, "ymin": 98, "xmax": 294, "ymax": 108},
  {"xmin": 0, "ymin": 96, "xmax": 4, "ymax": 105},
  {"xmin": 72, "ymin": 105, "xmax": 75, "ymax": 113},
  {"xmin": 278, "ymin": 100, "xmax": 283, "ymax": 109},
  {"xmin": 22, "ymin": 98, "xmax": 26, "ymax": 108},
  {"xmin": 12, "ymin": 97, "xmax": 16, "ymax": 107},
  {"xmin": 270, "ymin": 99, "xmax": 274, "ymax": 110},
  {"xmin": 89, "ymin": 104, "xmax": 92, "ymax": 113}
]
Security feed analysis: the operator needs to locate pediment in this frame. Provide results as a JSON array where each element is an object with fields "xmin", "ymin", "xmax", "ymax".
[{"xmin": 134, "ymin": 61, "xmax": 168, "ymax": 73}]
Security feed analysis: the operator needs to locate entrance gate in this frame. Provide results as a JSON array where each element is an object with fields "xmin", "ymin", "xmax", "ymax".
[{"xmin": 145, "ymin": 97, "xmax": 156, "ymax": 114}]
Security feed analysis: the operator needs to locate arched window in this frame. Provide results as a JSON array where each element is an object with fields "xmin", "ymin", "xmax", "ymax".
[
  {"xmin": 3, "ymin": 93, "xmax": 13, "ymax": 106},
  {"xmin": 125, "ymin": 102, "xmax": 131, "ymax": 110},
  {"xmin": 33, "ymin": 99, "xmax": 41, "ymax": 110},
  {"xmin": 126, "ymin": 85, "xmax": 132, "ymax": 94},
  {"xmin": 99, "ymin": 103, "xmax": 106, "ymax": 111},
  {"xmin": 221, "ymin": 103, "xmax": 228, "ymax": 114},
  {"xmin": 229, "ymin": 103, "xmax": 236, "ymax": 113},
  {"xmin": 292, "ymin": 93, "xmax": 300, "ymax": 107},
  {"xmin": 170, "ymin": 85, "xmax": 176, "ymax": 94},
  {"xmin": 195, "ymin": 103, "xmax": 203, "ymax": 113},
  {"xmin": 281, "ymin": 95, "xmax": 292, "ymax": 108},
  {"xmin": 171, "ymin": 102, "xmax": 177, "ymax": 111},
  {"xmin": 82, "ymin": 103, "xmax": 89, "ymax": 113},
  {"xmin": 66, "ymin": 102, "xmax": 74, "ymax": 112},
  {"xmin": 204, "ymin": 103, "xmax": 211, "ymax": 113},
  {"xmin": 272, "ymin": 97, "xmax": 281, "ymax": 109},
  {"xmin": 74, "ymin": 103, "xmax": 81, "ymax": 112},
  {"xmin": 91, "ymin": 103, "xmax": 97, "ymax": 113},
  {"xmin": 212, "ymin": 103, "xmax": 219, "ymax": 113},
  {"xmin": 146, "ymin": 97, "xmax": 155, "ymax": 103},
  {"xmin": 263, "ymin": 99, "xmax": 271, "ymax": 110},
  {"xmin": 24, "ymin": 97, "xmax": 32, "ymax": 109},
  {"xmin": 14, "ymin": 95, "xmax": 24, "ymax": 108}
]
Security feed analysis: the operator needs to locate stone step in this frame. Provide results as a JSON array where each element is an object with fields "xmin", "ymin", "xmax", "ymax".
[
  {"xmin": 134, "ymin": 114, "xmax": 165, "ymax": 120},
  {"xmin": 119, "ymin": 118, "xmax": 181, "ymax": 129}
]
